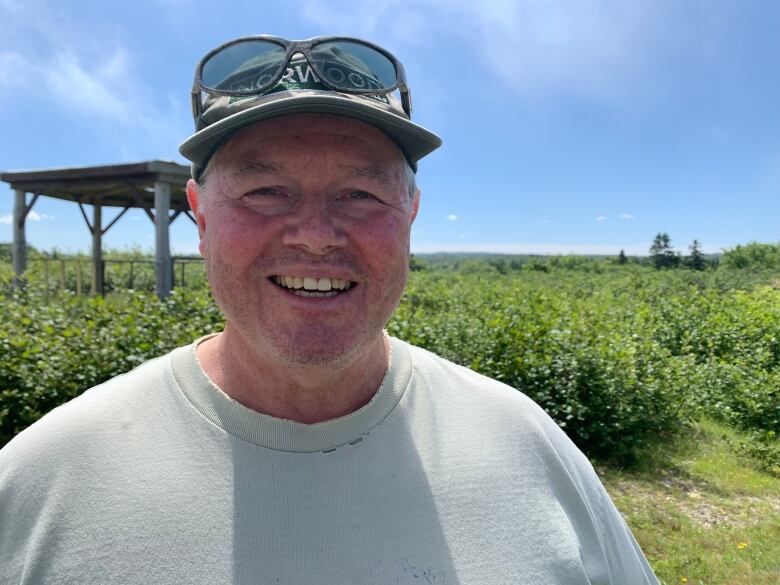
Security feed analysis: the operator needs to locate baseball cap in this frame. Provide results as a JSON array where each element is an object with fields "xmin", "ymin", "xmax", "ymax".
[{"xmin": 179, "ymin": 38, "xmax": 442, "ymax": 179}]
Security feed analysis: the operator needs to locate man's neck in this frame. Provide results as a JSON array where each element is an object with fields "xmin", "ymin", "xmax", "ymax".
[{"xmin": 195, "ymin": 327, "xmax": 390, "ymax": 424}]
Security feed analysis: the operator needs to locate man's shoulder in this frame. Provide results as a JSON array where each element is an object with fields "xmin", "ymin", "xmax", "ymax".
[
  {"xmin": 399, "ymin": 338, "xmax": 593, "ymax": 466},
  {"xmin": 0, "ymin": 346, "xmax": 183, "ymax": 466},
  {"xmin": 403, "ymin": 339, "xmax": 543, "ymax": 412}
]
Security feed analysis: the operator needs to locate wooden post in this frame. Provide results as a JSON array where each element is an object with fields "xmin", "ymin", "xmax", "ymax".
[
  {"xmin": 43, "ymin": 259, "xmax": 50, "ymax": 299},
  {"xmin": 92, "ymin": 202, "xmax": 103, "ymax": 295},
  {"xmin": 180, "ymin": 261, "xmax": 185, "ymax": 288},
  {"xmin": 76, "ymin": 260, "xmax": 83, "ymax": 296},
  {"xmin": 59, "ymin": 259, "xmax": 66, "ymax": 291},
  {"xmin": 128, "ymin": 260, "xmax": 134, "ymax": 289},
  {"xmin": 154, "ymin": 181, "xmax": 172, "ymax": 298},
  {"xmin": 12, "ymin": 190, "xmax": 27, "ymax": 287}
]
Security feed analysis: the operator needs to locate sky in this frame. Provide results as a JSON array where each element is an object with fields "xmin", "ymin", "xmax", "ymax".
[{"xmin": 1, "ymin": 0, "xmax": 779, "ymax": 256}]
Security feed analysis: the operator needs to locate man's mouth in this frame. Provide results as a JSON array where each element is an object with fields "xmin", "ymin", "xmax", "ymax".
[{"xmin": 270, "ymin": 275, "xmax": 356, "ymax": 297}]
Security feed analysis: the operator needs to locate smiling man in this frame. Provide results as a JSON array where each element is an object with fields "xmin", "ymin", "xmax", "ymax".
[{"xmin": 0, "ymin": 36, "xmax": 660, "ymax": 584}]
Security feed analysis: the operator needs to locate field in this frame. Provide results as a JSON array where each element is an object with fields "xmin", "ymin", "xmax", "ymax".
[{"xmin": 1, "ymin": 248, "xmax": 779, "ymax": 584}]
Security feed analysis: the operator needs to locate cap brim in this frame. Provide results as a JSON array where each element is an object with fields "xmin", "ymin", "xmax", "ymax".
[{"xmin": 178, "ymin": 92, "xmax": 442, "ymax": 174}]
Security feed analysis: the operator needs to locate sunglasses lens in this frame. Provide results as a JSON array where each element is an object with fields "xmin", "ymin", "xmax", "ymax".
[
  {"xmin": 201, "ymin": 40, "xmax": 286, "ymax": 92},
  {"xmin": 311, "ymin": 41, "xmax": 398, "ymax": 91}
]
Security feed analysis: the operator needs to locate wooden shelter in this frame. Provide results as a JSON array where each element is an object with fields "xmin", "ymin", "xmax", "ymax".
[{"xmin": 1, "ymin": 160, "xmax": 193, "ymax": 297}]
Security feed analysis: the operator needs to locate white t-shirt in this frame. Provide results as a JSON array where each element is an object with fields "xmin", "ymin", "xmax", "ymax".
[{"xmin": 0, "ymin": 336, "xmax": 659, "ymax": 584}]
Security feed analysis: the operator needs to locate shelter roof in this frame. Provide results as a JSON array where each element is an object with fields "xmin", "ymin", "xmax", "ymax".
[{"xmin": 0, "ymin": 160, "xmax": 191, "ymax": 209}]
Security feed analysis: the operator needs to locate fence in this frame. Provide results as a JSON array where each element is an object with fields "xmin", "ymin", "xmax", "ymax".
[{"xmin": 5, "ymin": 257, "xmax": 207, "ymax": 297}]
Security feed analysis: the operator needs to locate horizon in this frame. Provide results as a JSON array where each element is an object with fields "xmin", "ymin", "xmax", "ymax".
[{"xmin": 0, "ymin": 239, "xmax": 745, "ymax": 259}]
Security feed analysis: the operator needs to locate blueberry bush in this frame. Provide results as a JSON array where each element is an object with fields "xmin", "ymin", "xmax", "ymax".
[{"xmin": 1, "ymin": 257, "xmax": 778, "ymax": 471}]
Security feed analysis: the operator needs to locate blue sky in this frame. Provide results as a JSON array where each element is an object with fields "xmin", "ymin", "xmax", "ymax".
[{"xmin": 1, "ymin": 0, "xmax": 779, "ymax": 256}]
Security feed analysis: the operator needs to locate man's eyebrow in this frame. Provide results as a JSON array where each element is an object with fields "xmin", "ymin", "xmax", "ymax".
[{"xmin": 340, "ymin": 164, "xmax": 393, "ymax": 186}]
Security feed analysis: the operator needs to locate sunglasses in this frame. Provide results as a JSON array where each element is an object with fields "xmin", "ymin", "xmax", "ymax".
[{"xmin": 191, "ymin": 35, "xmax": 412, "ymax": 121}]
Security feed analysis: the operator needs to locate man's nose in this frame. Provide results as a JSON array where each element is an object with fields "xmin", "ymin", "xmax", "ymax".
[{"xmin": 281, "ymin": 198, "xmax": 348, "ymax": 255}]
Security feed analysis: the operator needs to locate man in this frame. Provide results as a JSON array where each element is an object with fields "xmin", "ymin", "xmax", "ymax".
[{"xmin": 0, "ymin": 36, "xmax": 660, "ymax": 584}]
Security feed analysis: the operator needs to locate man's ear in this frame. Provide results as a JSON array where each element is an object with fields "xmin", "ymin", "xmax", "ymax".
[
  {"xmin": 410, "ymin": 188, "xmax": 421, "ymax": 223},
  {"xmin": 186, "ymin": 179, "xmax": 207, "ymax": 256}
]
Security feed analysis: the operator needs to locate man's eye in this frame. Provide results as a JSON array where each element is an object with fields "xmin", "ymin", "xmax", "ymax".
[
  {"xmin": 349, "ymin": 190, "xmax": 375, "ymax": 200},
  {"xmin": 244, "ymin": 187, "xmax": 284, "ymax": 199}
]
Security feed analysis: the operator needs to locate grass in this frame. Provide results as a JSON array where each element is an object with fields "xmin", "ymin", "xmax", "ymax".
[{"xmin": 598, "ymin": 418, "xmax": 780, "ymax": 585}]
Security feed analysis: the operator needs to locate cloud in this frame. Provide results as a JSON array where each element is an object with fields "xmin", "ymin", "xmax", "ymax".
[
  {"xmin": 299, "ymin": 0, "xmax": 722, "ymax": 107},
  {"xmin": 446, "ymin": 214, "xmax": 459, "ymax": 221},
  {"xmin": 0, "ymin": 4, "xmax": 190, "ymax": 159},
  {"xmin": 619, "ymin": 213, "xmax": 635, "ymax": 220},
  {"xmin": 411, "ymin": 240, "xmax": 728, "ymax": 256},
  {"xmin": 301, "ymin": 0, "xmax": 430, "ymax": 46},
  {"xmin": 412, "ymin": 241, "xmax": 652, "ymax": 255},
  {"xmin": 596, "ymin": 216, "xmax": 608, "ymax": 221},
  {"xmin": 444, "ymin": 0, "xmax": 633, "ymax": 102},
  {"xmin": 0, "ymin": 210, "xmax": 54, "ymax": 223},
  {"xmin": 0, "ymin": 51, "xmax": 27, "ymax": 90},
  {"xmin": 45, "ymin": 50, "xmax": 134, "ymax": 119}
]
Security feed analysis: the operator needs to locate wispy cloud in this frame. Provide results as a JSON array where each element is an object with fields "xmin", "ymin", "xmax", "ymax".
[
  {"xmin": 45, "ymin": 50, "xmax": 135, "ymax": 119},
  {"xmin": 619, "ymin": 213, "xmax": 635, "ymax": 220},
  {"xmin": 0, "ymin": 210, "xmax": 54, "ymax": 223},
  {"xmin": 301, "ymin": 0, "xmax": 430, "ymax": 46},
  {"xmin": 301, "ymin": 0, "xmax": 723, "ymax": 106},
  {"xmin": 412, "ymin": 241, "xmax": 650, "ymax": 255},
  {"xmin": 596, "ymin": 215, "xmax": 608, "ymax": 221},
  {"xmin": 446, "ymin": 214, "xmax": 459, "ymax": 221},
  {"xmin": 0, "ymin": 51, "xmax": 26, "ymax": 90},
  {"xmin": 412, "ymin": 240, "xmax": 728, "ymax": 256},
  {"xmin": 0, "ymin": 3, "xmax": 189, "ymax": 159}
]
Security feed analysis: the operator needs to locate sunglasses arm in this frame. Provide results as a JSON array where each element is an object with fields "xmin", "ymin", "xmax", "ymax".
[
  {"xmin": 401, "ymin": 86, "xmax": 413, "ymax": 117},
  {"xmin": 191, "ymin": 88, "xmax": 203, "ymax": 123}
]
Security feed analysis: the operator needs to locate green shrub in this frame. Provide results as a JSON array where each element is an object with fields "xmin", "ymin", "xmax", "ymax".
[{"xmin": 2, "ymin": 262, "xmax": 779, "ymax": 470}]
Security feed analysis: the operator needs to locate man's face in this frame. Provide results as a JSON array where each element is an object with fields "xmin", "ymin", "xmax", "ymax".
[{"xmin": 188, "ymin": 113, "xmax": 419, "ymax": 367}]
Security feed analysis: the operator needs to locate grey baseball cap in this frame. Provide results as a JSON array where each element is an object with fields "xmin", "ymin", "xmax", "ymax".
[{"xmin": 179, "ymin": 45, "xmax": 442, "ymax": 179}]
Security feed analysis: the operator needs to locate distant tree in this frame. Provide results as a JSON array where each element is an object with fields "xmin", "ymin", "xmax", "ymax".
[
  {"xmin": 489, "ymin": 258, "xmax": 508, "ymax": 275},
  {"xmin": 688, "ymin": 240, "xmax": 706, "ymax": 270},
  {"xmin": 0, "ymin": 242, "xmax": 40, "ymax": 261},
  {"xmin": 409, "ymin": 254, "xmax": 427, "ymax": 271},
  {"xmin": 649, "ymin": 232, "xmax": 680, "ymax": 269},
  {"xmin": 617, "ymin": 249, "xmax": 628, "ymax": 265},
  {"xmin": 721, "ymin": 242, "xmax": 780, "ymax": 270}
]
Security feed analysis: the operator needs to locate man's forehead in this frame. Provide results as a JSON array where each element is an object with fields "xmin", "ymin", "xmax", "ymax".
[{"xmin": 225, "ymin": 160, "xmax": 396, "ymax": 186}]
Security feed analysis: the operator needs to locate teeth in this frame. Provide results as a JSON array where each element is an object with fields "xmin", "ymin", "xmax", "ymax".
[
  {"xmin": 297, "ymin": 290, "xmax": 339, "ymax": 297},
  {"xmin": 273, "ymin": 276, "xmax": 354, "ymax": 292}
]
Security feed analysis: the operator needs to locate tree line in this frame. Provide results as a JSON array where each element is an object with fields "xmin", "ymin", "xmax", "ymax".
[{"xmin": 616, "ymin": 232, "xmax": 709, "ymax": 270}]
